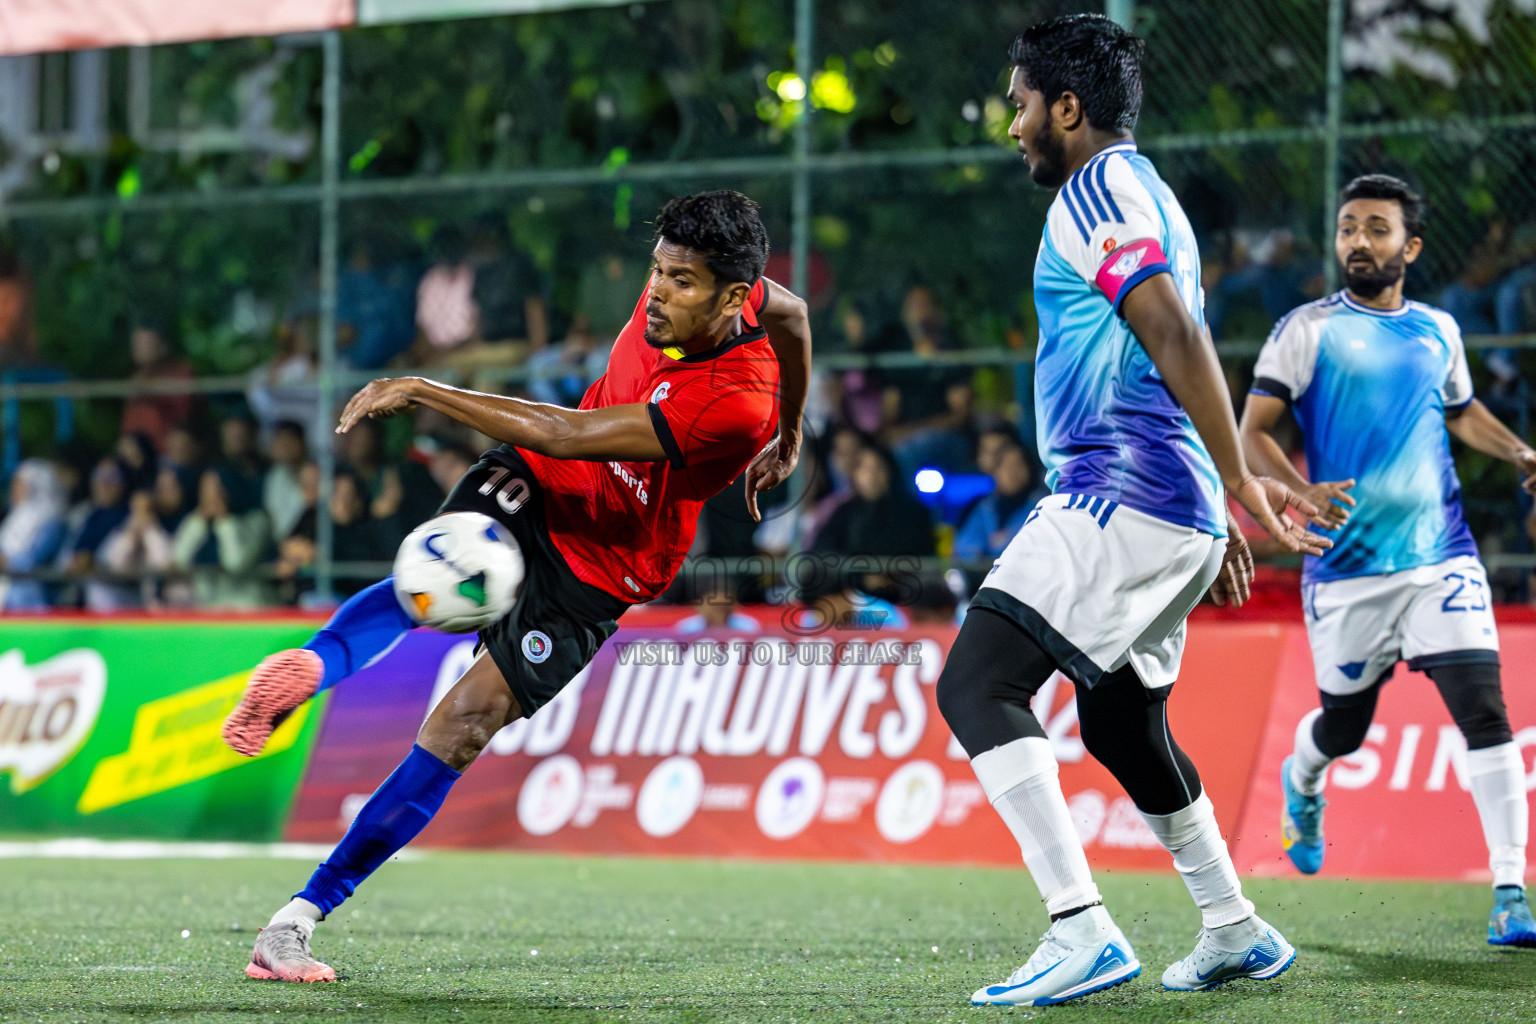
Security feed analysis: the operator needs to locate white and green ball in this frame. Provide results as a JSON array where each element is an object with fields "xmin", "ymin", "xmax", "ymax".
[{"xmin": 393, "ymin": 512, "xmax": 525, "ymax": 633}]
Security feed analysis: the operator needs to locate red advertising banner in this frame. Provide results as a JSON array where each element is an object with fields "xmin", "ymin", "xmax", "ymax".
[
  {"xmin": 285, "ymin": 622, "xmax": 1290, "ymax": 871},
  {"xmin": 1233, "ymin": 625, "xmax": 1536, "ymax": 883}
]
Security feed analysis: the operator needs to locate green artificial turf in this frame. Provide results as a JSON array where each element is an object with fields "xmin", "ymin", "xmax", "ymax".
[{"xmin": 0, "ymin": 852, "xmax": 1528, "ymax": 1023}]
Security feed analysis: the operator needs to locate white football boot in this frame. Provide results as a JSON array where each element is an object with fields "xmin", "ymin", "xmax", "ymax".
[
  {"xmin": 970, "ymin": 905, "xmax": 1141, "ymax": 1006},
  {"xmin": 1161, "ymin": 916, "xmax": 1296, "ymax": 991}
]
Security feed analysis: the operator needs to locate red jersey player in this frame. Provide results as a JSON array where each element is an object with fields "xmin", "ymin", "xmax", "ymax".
[{"xmin": 224, "ymin": 191, "xmax": 810, "ymax": 983}]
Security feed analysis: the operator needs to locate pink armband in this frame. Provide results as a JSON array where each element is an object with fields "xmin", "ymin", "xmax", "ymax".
[{"xmin": 1095, "ymin": 238, "xmax": 1170, "ymax": 312}]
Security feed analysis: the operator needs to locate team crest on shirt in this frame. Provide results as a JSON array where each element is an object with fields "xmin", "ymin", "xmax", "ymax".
[
  {"xmin": 522, "ymin": 630, "xmax": 552, "ymax": 664},
  {"xmin": 1107, "ymin": 247, "xmax": 1145, "ymax": 278},
  {"xmin": 650, "ymin": 381, "xmax": 671, "ymax": 403}
]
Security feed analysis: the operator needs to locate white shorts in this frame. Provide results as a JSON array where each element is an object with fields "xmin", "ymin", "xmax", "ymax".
[
  {"xmin": 969, "ymin": 492, "xmax": 1225, "ymax": 690},
  {"xmin": 1304, "ymin": 555, "xmax": 1500, "ymax": 696}
]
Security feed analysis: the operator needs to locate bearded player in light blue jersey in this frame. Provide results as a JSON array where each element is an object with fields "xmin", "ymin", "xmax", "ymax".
[
  {"xmin": 936, "ymin": 15, "xmax": 1333, "ymax": 1008},
  {"xmin": 1242, "ymin": 174, "xmax": 1536, "ymax": 948}
]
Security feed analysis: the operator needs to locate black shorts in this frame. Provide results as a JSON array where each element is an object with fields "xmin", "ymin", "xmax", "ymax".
[{"xmin": 438, "ymin": 448, "xmax": 629, "ymax": 716}]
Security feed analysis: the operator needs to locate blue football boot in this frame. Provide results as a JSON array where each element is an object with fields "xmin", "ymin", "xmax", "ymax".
[
  {"xmin": 1280, "ymin": 755, "xmax": 1326, "ymax": 874},
  {"xmin": 1489, "ymin": 885, "xmax": 1536, "ymax": 948}
]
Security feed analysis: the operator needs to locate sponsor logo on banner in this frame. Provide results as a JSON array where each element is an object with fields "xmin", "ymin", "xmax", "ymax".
[
  {"xmin": 756, "ymin": 757, "xmax": 825, "ymax": 839},
  {"xmin": 517, "ymin": 754, "xmax": 585, "ymax": 835},
  {"xmin": 78, "ymin": 669, "xmax": 312, "ymax": 813},
  {"xmin": 636, "ymin": 756, "xmax": 704, "ymax": 837},
  {"xmin": 875, "ymin": 760, "xmax": 945, "ymax": 843},
  {"xmin": 0, "ymin": 648, "xmax": 106, "ymax": 795},
  {"xmin": 1068, "ymin": 789, "xmax": 1108, "ymax": 846},
  {"xmin": 1068, "ymin": 789, "xmax": 1160, "ymax": 849}
]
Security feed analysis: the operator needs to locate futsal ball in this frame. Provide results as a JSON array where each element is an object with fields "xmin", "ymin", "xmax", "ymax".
[{"xmin": 393, "ymin": 512, "xmax": 525, "ymax": 633}]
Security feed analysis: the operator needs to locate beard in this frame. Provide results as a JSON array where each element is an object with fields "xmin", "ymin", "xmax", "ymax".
[
  {"xmin": 1026, "ymin": 123, "xmax": 1069, "ymax": 189},
  {"xmin": 1343, "ymin": 250, "xmax": 1407, "ymax": 299},
  {"xmin": 642, "ymin": 306, "xmax": 671, "ymax": 348}
]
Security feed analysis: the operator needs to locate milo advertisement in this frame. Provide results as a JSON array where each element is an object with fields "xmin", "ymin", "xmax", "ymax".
[{"xmin": 0, "ymin": 619, "xmax": 326, "ymax": 840}]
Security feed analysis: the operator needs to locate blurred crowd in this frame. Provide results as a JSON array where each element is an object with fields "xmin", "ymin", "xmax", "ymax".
[{"xmin": 4, "ymin": 214, "xmax": 1536, "ymax": 618}]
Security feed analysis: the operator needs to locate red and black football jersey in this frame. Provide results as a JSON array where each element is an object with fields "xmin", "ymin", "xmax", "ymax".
[{"xmin": 519, "ymin": 278, "xmax": 779, "ymax": 602}]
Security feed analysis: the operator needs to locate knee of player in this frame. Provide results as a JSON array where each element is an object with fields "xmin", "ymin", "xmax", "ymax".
[
  {"xmin": 1451, "ymin": 692, "xmax": 1513, "ymax": 749},
  {"xmin": 1429, "ymin": 663, "xmax": 1513, "ymax": 749},
  {"xmin": 934, "ymin": 663, "xmax": 979, "ymax": 730},
  {"xmin": 1314, "ymin": 706, "xmax": 1373, "ymax": 756},
  {"xmin": 418, "ymin": 697, "xmax": 509, "ymax": 766}
]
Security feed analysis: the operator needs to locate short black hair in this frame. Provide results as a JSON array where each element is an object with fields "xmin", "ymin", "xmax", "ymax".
[
  {"xmin": 1339, "ymin": 174, "xmax": 1424, "ymax": 239},
  {"xmin": 653, "ymin": 190, "xmax": 769, "ymax": 286},
  {"xmin": 1009, "ymin": 14, "xmax": 1145, "ymax": 132},
  {"xmin": 273, "ymin": 419, "xmax": 306, "ymax": 441}
]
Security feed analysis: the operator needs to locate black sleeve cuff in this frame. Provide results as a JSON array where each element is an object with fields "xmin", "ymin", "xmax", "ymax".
[
  {"xmin": 647, "ymin": 402, "xmax": 685, "ymax": 469},
  {"xmin": 1250, "ymin": 377, "xmax": 1294, "ymax": 404},
  {"xmin": 1445, "ymin": 397, "xmax": 1473, "ymax": 419}
]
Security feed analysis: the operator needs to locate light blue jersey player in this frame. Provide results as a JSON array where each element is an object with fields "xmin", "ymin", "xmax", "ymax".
[
  {"xmin": 935, "ymin": 15, "xmax": 1331, "ymax": 1010},
  {"xmin": 1032, "ymin": 140, "xmax": 1225, "ymax": 536},
  {"xmin": 1253, "ymin": 293, "xmax": 1477, "ymax": 583},
  {"xmin": 1243, "ymin": 173, "xmax": 1536, "ymax": 948}
]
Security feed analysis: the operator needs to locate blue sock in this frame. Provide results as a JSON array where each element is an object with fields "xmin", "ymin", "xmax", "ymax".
[
  {"xmin": 304, "ymin": 578, "xmax": 414, "ymax": 693},
  {"xmin": 297, "ymin": 744, "xmax": 461, "ymax": 915}
]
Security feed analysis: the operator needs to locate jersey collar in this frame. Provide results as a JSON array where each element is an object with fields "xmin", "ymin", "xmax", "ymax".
[
  {"xmin": 1339, "ymin": 290, "xmax": 1411, "ymax": 317},
  {"xmin": 660, "ymin": 325, "xmax": 768, "ymax": 362}
]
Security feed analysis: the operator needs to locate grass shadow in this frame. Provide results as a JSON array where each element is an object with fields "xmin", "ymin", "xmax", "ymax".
[{"xmin": 1324, "ymin": 944, "xmax": 1526, "ymax": 990}]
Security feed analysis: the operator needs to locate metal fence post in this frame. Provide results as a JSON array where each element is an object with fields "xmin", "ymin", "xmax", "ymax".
[
  {"xmin": 316, "ymin": 29, "xmax": 342, "ymax": 601},
  {"xmin": 1322, "ymin": 0, "xmax": 1345, "ymax": 291},
  {"xmin": 777, "ymin": 0, "xmax": 815, "ymax": 547},
  {"xmin": 791, "ymin": 0, "xmax": 813, "ymax": 301}
]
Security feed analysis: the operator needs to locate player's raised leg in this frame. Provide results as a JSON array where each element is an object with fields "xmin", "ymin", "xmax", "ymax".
[
  {"xmin": 1282, "ymin": 680, "xmax": 1387, "ymax": 875},
  {"xmin": 245, "ymin": 649, "xmax": 514, "ymax": 981},
  {"xmin": 937, "ymin": 610, "xmax": 1142, "ymax": 1007},
  {"xmin": 1279, "ymin": 572, "xmax": 1402, "ymax": 875},
  {"xmin": 1075, "ymin": 670, "xmax": 1295, "ymax": 990},
  {"xmin": 223, "ymin": 577, "xmax": 415, "ymax": 756}
]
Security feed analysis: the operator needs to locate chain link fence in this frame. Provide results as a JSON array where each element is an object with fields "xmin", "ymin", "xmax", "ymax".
[{"xmin": 3, "ymin": 0, "xmax": 1536, "ymax": 603}]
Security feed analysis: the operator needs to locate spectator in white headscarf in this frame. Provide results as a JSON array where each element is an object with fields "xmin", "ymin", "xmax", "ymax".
[{"xmin": 0, "ymin": 459, "xmax": 68, "ymax": 610}]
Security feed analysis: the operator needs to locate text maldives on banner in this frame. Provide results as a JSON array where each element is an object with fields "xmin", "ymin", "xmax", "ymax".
[
  {"xmin": 0, "ymin": 621, "xmax": 324, "ymax": 839},
  {"xmin": 287, "ymin": 624, "xmax": 1284, "ymax": 869}
]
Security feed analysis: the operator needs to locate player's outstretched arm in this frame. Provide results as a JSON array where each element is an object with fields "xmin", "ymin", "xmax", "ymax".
[
  {"xmin": 1445, "ymin": 399, "xmax": 1536, "ymax": 494},
  {"xmin": 744, "ymin": 277, "xmax": 812, "ymax": 522},
  {"xmin": 1240, "ymin": 393, "xmax": 1354, "ymax": 529},
  {"xmin": 1119, "ymin": 274, "xmax": 1330, "ymax": 555},
  {"xmin": 337, "ymin": 377, "xmax": 669, "ymax": 463}
]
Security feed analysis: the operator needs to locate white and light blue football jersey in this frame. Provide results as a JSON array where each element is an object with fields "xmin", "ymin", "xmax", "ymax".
[
  {"xmin": 1033, "ymin": 141, "xmax": 1226, "ymax": 537},
  {"xmin": 1251, "ymin": 291, "xmax": 1478, "ymax": 583}
]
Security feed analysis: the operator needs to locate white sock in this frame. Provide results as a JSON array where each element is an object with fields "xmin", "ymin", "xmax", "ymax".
[
  {"xmin": 1140, "ymin": 792, "xmax": 1255, "ymax": 938},
  {"xmin": 268, "ymin": 897, "xmax": 324, "ymax": 928},
  {"xmin": 972, "ymin": 737, "xmax": 1103, "ymax": 916},
  {"xmin": 1467, "ymin": 742, "xmax": 1528, "ymax": 890},
  {"xmin": 1290, "ymin": 708, "xmax": 1331, "ymax": 796}
]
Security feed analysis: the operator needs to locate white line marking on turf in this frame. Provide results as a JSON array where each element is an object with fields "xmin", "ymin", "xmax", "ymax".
[{"xmin": 0, "ymin": 838, "xmax": 422, "ymax": 860}]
